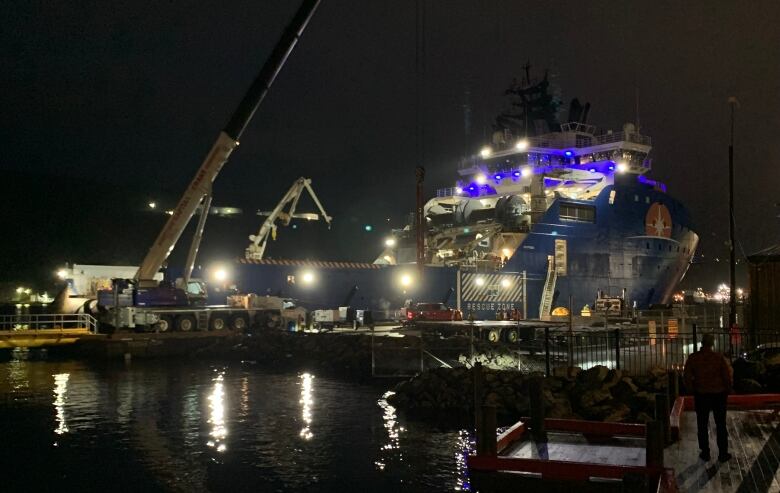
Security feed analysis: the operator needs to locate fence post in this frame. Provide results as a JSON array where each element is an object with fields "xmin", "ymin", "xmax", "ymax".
[
  {"xmin": 692, "ymin": 323, "xmax": 698, "ymax": 353},
  {"xmin": 476, "ymin": 404, "xmax": 497, "ymax": 457},
  {"xmin": 544, "ymin": 327, "xmax": 551, "ymax": 377},
  {"xmin": 668, "ymin": 370, "xmax": 679, "ymax": 402},
  {"xmin": 655, "ymin": 393, "xmax": 671, "ymax": 445},
  {"xmin": 614, "ymin": 328, "xmax": 621, "ymax": 370},
  {"xmin": 530, "ymin": 377, "xmax": 547, "ymax": 442},
  {"xmin": 646, "ymin": 420, "xmax": 665, "ymax": 468},
  {"xmin": 473, "ymin": 362, "xmax": 484, "ymax": 431}
]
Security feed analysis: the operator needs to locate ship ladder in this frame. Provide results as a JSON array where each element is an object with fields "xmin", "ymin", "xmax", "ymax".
[{"xmin": 539, "ymin": 255, "xmax": 558, "ymax": 321}]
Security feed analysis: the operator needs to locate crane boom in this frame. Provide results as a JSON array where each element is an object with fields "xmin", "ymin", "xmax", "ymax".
[
  {"xmin": 135, "ymin": 0, "xmax": 321, "ymax": 284},
  {"xmin": 246, "ymin": 177, "xmax": 332, "ymax": 260}
]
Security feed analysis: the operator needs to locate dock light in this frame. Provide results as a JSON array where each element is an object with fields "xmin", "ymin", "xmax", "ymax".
[
  {"xmin": 24, "ymin": 288, "xmax": 31, "ymax": 295},
  {"xmin": 148, "ymin": 202, "xmax": 157, "ymax": 209},
  {"xmin": 474, "ymin": 277, "xmax": 485, "ymax": 287},
  {"xmin": 56, "ymin": 269, "xmax": 68, "ymax": 280},
  {"xmin": 515, "ymin": 139, "xmax": 529, "ymax": 151},
  {"xmin": 385, "ymin": 237, "xmax": 396, "ymax": 247},
  {"xmin": 213, "ymin": 268, "xmax": 228, "ymax": 282},
  {"xmin": 16, "ymin": 287, "xmax": 24, "ymax": 294},
  {"xmin": 501, "ymin": 278, "xmax": 512, "ymax": 288},
  {"xmin": 302, "ymin": 271, "xmax": 315, "ymax": 284},
  {"xmin": 501, "ymin": 248, "xmax": 512, "ymax": 258},
  {"xmin": 364, "ymin": 225, "xmax": 373, "ymax": 232},
  {"xmin": 165, "ymin": 209, "xmax": 174, "ymax": 216},
  {"xmin": 521, "ymin": 167, "xmax": 532, "ymax": 177},
  {"xmin": 455, "ymin": 187, "xmax": 463, "ymax": 194},
  {"xmin": 616, "ymin": 161, "xmax": 628, "ymax": 173},
  {"xmin": 400, "ymin": 274, "xmax": 413, "ymax": 287},
  {"xmin": 475, "ymin": 174, "xmax": 487, "ymax": 185},
  {"xmin": 479, "ymin": 146, "xmax": 492, "ymax": 158}
]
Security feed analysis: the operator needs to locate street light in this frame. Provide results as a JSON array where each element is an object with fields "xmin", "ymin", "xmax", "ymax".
[
  {"xmin": 56, "ymin": 269, "xmax": 68, "ymax": 280},
  {"xmin": 148, "ymin": 201, "xmax": 157, "ymax": 209}
]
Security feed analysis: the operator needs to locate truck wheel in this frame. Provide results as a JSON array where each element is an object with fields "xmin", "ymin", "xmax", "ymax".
[
  {"xmin": 486, "ymin": 328, "xmax": 501, "ymax": 343},
  {"xmin": 209, "ymin": 315, "xmax": 228, "ymax": 331},
  {"xmin": 175, "ymin": 314, "xmax": 196, "ymax": 332},
  {"xmin": 265, "ymin": 314, "xmax": 281, "ymax": 329},
  {"xmin": 230, "ymin": 314, "xmax": 249, "ymax": 331},
  {"xmin": 504, "ymin": 328, "xmax": 519, "ymax": 343},
  {"xmin": 154, "ymin": 315, "xmax": 173, "ymax": 333}
]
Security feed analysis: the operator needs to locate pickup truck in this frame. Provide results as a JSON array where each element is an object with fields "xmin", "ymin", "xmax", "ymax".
[{"xmin": 402, "ymin": 302, "xmax": 462, "ymax": 324}]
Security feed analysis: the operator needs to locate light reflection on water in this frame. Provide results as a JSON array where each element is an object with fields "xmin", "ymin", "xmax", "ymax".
[
  {"xmin": 206, "ymin": 371, "xmax": 227, "ymax": 452},
  {"xmin": 299, "ymin": 372, "xmax": 314, "ymax": 440},
  {"xmin": 1, "ymin": 360, "xmax": 474, "ymax": 492},
  {"xmin": 52, "ymin": 373, "xmax": 69, "ymax": 436}
]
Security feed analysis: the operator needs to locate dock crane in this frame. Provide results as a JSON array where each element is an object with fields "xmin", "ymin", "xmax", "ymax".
[
  {"xmin": 246, "ymin": 177, "xmax": 332, "ymax": 260},
  {"xmin": 132, "ymin": 0, "xmax": 321, "ymax": 292}
]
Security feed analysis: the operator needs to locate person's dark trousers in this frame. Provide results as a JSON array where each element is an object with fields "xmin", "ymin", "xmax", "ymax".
[{"xmin": 694, "ymin": 392, "xmax": 729, "ymax": 455}]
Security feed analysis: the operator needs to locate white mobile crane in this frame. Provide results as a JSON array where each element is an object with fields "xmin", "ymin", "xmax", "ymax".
[
  {"xmin": 97, "ymin": 0, "xmax": 322, "ymax": 332},
  {"xmin": 246, "ymin": 177, "xmax": 332, "ymax": 260}
]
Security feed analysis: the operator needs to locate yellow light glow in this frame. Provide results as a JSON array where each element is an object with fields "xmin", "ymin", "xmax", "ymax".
[
  {"xmin": 475, "ymin": 174, "xmax": 487, "ymax": 185},
  {"xmin": 400, "ymin": 274, "xmax": 412, "ymax": 287},
  {"xmin": 521, "ymin": 167, "xmax": 532, "ymax": 177},
  {"xmin": 515, "ymin": 140, "xmax": 529, "ymax": 151},
  {"xmin": 385, "ymin": 238, "xmax": 396, "ymax": 247},
  {"xmin": 302, "ymin": 271, "xmax": 315, "ymax": 284},
  {"xmin": 148, "ymin": 202, "xmax": 156, "ymax": 209},
  {"xmin": 616, "ymin": 161, "xmax": 628, "ymax": 173},
  {"xmin": 475, "ymin": 277, "xmax": 485, "ymax": 287},
  {"xmin": 56, "ymin": 269, "xmax": 68, "ymax": 280},
  {"xmin": 501, "ymin": 248, "xmax": 512, "ymax": 258},
  {"xmin": 501, "ymin": 278, "xmax": 511, "ymax": 288},
  {"xmin": 479, "ymin": 146, "xmax": 492, "ymax": 158},
  {"xmin": 214, "ymin": 268, "xmax": 228, "ymax": 282}
]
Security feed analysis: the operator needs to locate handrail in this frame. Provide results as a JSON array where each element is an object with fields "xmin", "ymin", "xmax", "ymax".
[{"xmin": 0, "ymin": 314, "xmax": 98, "ymax": 333}]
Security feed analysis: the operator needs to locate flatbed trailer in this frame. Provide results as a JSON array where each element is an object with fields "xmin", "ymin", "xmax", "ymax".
[{"xmin": 409, "ymin": 319, "xmax": 565, "ymax": 344}]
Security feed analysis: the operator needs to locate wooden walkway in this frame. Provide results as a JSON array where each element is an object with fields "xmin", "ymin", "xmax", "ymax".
[
  {"xmin": 667, "ymin": 410, "xmax": 780, "ymax": 492},
  {"xmin": 504, "ymin": 431, "xmax": 646, "ymax": 467}
]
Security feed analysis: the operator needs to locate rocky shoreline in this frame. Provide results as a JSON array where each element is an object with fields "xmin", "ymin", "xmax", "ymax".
[{"xmin": 387, "ymin": 365, "xmax": 672, "ymax": 424}]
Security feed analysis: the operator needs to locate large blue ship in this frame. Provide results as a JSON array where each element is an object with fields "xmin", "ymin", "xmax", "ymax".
[{"xmin": 232, "ymin": 73, "xmax": 698, "ymax": 320}]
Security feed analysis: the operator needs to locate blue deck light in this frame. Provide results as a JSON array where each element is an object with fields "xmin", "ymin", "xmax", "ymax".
[
  {"xmin": 494, "ymin": 174, "xmax": 503, "ymax": 180},
  {"xmin": 512, "ymin": 171, "xmax": 521, "ymax": 177},
  {"xmin": 564, "ymin": 150, "xmax": 573, "ymax": 157},
  {"xmin": 588, "ymin": 168, "xmax": 596, "ymax": 173}
]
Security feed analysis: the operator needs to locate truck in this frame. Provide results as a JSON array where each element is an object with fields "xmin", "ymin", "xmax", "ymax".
[
  {"xmin": 96, "ymin": 0, "xmax": 322, "ymax": 332},
  {"xmin": 311, "ymin": 307, "xmax": 364, "ymax": 331}
]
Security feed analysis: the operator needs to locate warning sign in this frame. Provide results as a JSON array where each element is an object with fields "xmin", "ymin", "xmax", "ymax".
[{"xmin": 668, "ymin": 318, "xmax": 678, "ymax": 338}]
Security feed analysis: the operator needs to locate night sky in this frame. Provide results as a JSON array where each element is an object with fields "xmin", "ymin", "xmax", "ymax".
[{"xmin": 2, "ymin": 1, "xmax": 779, "ymax": 290}]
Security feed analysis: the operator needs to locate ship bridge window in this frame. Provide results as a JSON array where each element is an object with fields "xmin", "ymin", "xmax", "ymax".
[{"xmin": 559, "ymin": 203, "xmax": 596, "ymax": 223}]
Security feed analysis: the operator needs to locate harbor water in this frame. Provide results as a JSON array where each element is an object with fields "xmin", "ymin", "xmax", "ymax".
[{"xmin": 0, "ymin": 355, "xmax": 471, "ymax": 492}]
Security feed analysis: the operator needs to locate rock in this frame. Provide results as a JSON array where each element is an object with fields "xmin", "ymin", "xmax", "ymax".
[
  {"xmin": 548, "ymin": 399, "xmax": 574, "ymax": 418},
  {"xmin": 610, "ymin": 377, "xmax": 639, "ymax": 401},
  {"xmin": 603, "ymin": 403, "xmax": 631, "ymax": 422},
  {"xmin": 733, "ymin": 358, "xmax": 765, "ymax": 382},
  {"xmin": 602, "ymin": 369, "xmax": 623, "ymax": 389},
  {"xmin": 484, "ymin": 392, "xmax": 501, "ymax": 407},
  {"xmin": 635, "ymin": 412, "xmax": 655, "ymax": 424},
  {"xmin": 578, "ymin": 389, "xmax": 612, "ymax": 408},
  {"xmin": 580, "ymin": 365, "xmax": 610, "ymax": 388},
  {"xmin": 545, "ymin": 376, "xmax": 565, "ymax": 392},
  {"xmin": 735, "ymin": 378, "xmax": 763, "ymax": 394},
  {"xmin": 648, "ymin": 366, "xmax": 667, "ymax": 379}
]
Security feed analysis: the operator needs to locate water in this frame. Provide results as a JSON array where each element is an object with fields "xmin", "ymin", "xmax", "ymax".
[{"xmin": 0, "ymin": 357, "xmax": 472, "ymax": 492}]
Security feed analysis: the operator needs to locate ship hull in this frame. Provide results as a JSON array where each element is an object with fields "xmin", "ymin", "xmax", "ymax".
[{"xmin": 229, "ymin": 181, "xmax": 697, "ymax": 320}]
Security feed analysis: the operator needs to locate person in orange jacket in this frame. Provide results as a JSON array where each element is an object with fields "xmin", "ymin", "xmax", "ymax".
[{"xmin": 683, "ymin": 334, "xmax": 734, "ymax": 462}]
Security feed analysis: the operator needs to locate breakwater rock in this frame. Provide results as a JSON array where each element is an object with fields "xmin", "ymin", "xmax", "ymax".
[{"xmin": 388, "ymin": 365, "xmax": 671, "ymax": 424}]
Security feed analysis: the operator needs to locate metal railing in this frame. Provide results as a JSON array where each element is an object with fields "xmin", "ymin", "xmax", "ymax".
[{"xmin": 0, "ymin": 314, "xmax": 98, "ymax": 333}]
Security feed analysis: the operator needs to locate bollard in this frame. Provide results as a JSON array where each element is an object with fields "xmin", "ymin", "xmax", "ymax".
[
  {"xmin": 655, "ymin": 393, "xmax": 671, "ymax": 445},
  {"xmin": 646, "ymin": 420, "xmax": 665, "ymax": 468},
  {"xmin": 529, "ymin": 377, "xmax": 547, "ymax": 442},
  {"xmin": 476, "ymin": 404, "xmax": 497, "ymax": 457}
]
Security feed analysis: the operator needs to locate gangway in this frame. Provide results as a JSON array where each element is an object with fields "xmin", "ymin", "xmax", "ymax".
[
  {"xmin": 539, "ymin": 255, "xmax": 557, "ymax": 320},
  {"xmin": 0, "ymin": 314, "xmax": 98, "ymax": 348}
]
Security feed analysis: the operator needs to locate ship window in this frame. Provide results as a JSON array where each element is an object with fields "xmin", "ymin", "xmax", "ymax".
[
  {"xmin": 559, "ymin": 203, "xmax": 595, "ymax": 222},
  {"xmin": 609, "ymin": 190, "xmax": 616, "ymax": 205},
  {"xmin": 287, "ymin": 275, "xmax": 296, "ymax": 284}
]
